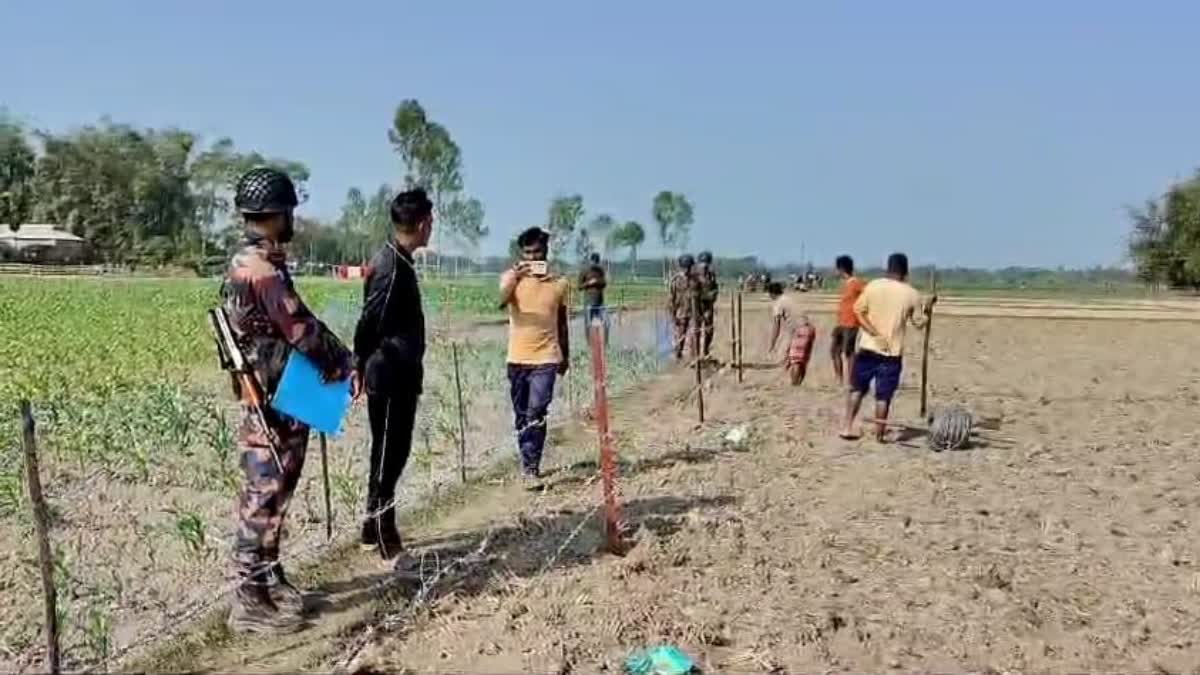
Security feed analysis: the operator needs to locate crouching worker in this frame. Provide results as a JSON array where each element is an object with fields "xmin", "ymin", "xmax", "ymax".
[{"xmin": 765, "ymin": 282, "xmax": 816, "ymax": 386}]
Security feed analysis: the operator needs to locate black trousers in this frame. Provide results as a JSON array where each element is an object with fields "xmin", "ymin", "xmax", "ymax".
[{"xmin": 365, "ymin": 389, "xmax": 420, "ymax": 515}]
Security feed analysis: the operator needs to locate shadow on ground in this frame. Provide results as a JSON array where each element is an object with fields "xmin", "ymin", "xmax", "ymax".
[
  {"xmin": 309, "ymin": 493, "xmax": 739, "ymax": 622},
  {"xmin": 545, "ymin": 444, "xmax": 732, "ymax": 491}
]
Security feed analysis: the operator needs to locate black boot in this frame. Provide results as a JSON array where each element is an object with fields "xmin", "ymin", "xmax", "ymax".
[
  {"xmin": 228, "ymin": 579, "xmax": 304, "ymax": 635},
  {"xmin": 361, "ymin": 505, "xmax": 404, "ymax": 560},
  {"xmin": 265, "ymin": 563, "xmax": 305, "ymax": 617},
  {"xmin": 360, "ymin": 495, "xmax": 384, "ymax": 550}
]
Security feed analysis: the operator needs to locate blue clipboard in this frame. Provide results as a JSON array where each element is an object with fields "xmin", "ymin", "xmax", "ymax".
[{"xmin": 270, "ymin": 351, "xmax": 352, "ymax": 436}]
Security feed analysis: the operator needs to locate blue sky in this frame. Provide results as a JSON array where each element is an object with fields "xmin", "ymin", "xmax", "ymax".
[{"xmin": 2, "ymin": 0, "xmax": 1198, "ymax": 268}]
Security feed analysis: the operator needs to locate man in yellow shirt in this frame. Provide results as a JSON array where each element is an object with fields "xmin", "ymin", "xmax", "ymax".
[
  {"xmin": 499, "ymin": 227, "xmax": 570, "ymax": 486},
  {"xmin": 839, "ymin": 252, "xmax": 934, "ymax": 442}
]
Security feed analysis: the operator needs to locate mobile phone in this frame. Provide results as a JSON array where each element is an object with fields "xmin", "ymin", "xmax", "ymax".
[{"xmin": 528, "ymin": 260, "xmax": 548, "ymax": 277}]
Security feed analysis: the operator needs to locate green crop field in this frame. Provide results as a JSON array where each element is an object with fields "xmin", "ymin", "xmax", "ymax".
[
  {"xmin": 0, "ymin": 273, "xmax": 671, "ymax": 665},
  {"xmin": 0, "ymin": 275, "xmax": 663, "ymax": 399},
  {"xmin": 0, "ymin": 273, "xmax": 665, "ymax": 507}
]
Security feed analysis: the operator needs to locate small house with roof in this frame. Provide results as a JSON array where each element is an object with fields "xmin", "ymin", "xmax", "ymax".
[{"xmin": 0, "ymin": 224, "xmax": 89, "ymax": 263}]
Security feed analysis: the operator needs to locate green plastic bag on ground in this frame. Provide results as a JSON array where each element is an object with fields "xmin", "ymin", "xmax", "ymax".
[{"xmin": 624, "ymin": 645, "xmax": 698, "ymax": 675}]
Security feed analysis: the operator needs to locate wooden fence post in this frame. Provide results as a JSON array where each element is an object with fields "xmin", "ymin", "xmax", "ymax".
[
  {"xmin": 919, "ymin": 268, "xmax": 938, "ymax": 418},
  {"xmin": 724, "ymin": 290, "xmax": 734, "ymax": 365},
  {"xmin": 729, "ymin": 291, "xmax": 739, "ymax": 381},
  {"xmin": 692, "ymin": 297, "xmax": 705, "ymax": 423},
  {"xmin": 451, "ymin": 342, "xmax": 469, "ymax": 483},
  {"xmin": 21, "ymin": 401, "xmax": 60, "ymax": 674},
  {"xmin": 588, "ymin": 322, "xmax": 624, "ymax": 554}
]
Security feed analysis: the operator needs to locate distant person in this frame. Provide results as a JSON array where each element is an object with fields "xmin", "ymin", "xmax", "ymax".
[
  {"xmin": 839, "ymin": 252, "xmax": 935, "ymax": 442},
  {"xmin": 667, "ymin": 254, "xmax": 700, "ymax": 360},
  {"xmin": 219, "ymin": 167, "xmax": 353, "ymax": 634},
  {"xmin": 695, "ymin": 250, "xmax": 719, "ymax": 358},
  {"xmin": 830, "ymin": 255, "xmax": 866, "ymax": 386},
  {"xmin": 352, "ymin": 188, "xmax": 433, "ymax": 560},
  {"xmin": 499, "ymin": 227, "xmax": 570, "ymax": 487},
  {"xmin": 765, "ymin": 282, "xmax": 816, "ymax": 386},
  {"xmin": 578, "ymin": 252, "xmax": 608, "ymax": 343}
]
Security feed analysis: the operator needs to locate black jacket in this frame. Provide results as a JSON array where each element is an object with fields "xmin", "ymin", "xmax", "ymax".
[{"xmin": 353, "ymin": 242, "xmax": 425, "ymax": 396}]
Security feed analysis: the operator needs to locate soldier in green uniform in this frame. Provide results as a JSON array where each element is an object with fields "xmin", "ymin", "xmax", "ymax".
[
  {"xmin": 695, "ymin": 250, "xmax": 719, "ymax": 358},
  {"xmin": 219, "ymin": 167, "xmax": 353, "ymax": 634},
  {"xmin": 668, "ymin": 254, "xmax": 700, "ymax": 360}
]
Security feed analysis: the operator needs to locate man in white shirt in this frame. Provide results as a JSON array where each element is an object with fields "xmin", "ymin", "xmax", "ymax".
[{"xmin": 765, "ymin": 282, "xmax": 816, "ymax": 386}]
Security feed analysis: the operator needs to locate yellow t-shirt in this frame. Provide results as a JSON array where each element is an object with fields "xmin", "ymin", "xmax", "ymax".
[
  {"xmin": 505, "ymin": 275, "xmax": 569, "ymax": 364},
  {"xmin": 852, "ymin": 277, "xmax": 923, "ymax": 357}
]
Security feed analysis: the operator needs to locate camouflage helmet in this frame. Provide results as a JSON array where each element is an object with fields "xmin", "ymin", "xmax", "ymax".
[
  {"xmin": 697, "ymin": 250, "xmax": 713, "ymax": 264},
  {"xmin": 234, "ymin": 167, "xmax": 299, "ymax": 215},
  {"xmin": 677, "ymin": 253, "xmax": 695, "ymax": 268}
]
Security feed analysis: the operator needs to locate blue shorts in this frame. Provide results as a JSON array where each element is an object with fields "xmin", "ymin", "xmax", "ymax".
[{"xmin": 851, "ymin": 350, "xmax": 903, "ymax": 402}]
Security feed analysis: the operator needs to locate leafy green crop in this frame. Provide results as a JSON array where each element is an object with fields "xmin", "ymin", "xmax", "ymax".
[
  {"xmin": 0, "ymin": 275, "xmax": 666, "ymax": 512},
  {"xmin": 0, "ymin": 273, "xmax": 671, "ymax": 665}
]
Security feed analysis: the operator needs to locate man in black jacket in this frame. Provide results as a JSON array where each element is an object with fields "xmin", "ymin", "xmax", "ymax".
[{"xmin": 352, "ymin": 188, "xmax": 432, "ymax": 559}]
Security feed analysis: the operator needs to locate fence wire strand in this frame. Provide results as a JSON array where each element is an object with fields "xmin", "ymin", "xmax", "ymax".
[{"xmin": 10, "ymin": 298, "xmax": 671, "ymax": 673}]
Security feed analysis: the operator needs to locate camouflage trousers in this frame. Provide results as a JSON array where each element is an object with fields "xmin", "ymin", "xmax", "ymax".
[
  {"xmin": 697, "ymin": 303, "xmax": 715, "ymax": 356},
  {"xmin": 673, "ymin": 316, "xmax": 693, "ymax": 359},
  {"xmin": 232, "ymin": 405, "xmax": 309, "ymax": 582}
]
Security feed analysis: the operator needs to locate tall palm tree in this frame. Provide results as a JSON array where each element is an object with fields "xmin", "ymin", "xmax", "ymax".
[{"xmin": 609, "ymin": 220, "xmax": 646, "ymax": 279}]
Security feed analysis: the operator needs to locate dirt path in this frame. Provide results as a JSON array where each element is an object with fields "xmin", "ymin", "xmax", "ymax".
[
  {"xmin": 128, "ymin": 304, "xmax": 1200, "ymax": 673},
  {"xmin": 346, "ymin": 310, "xmax": 1200, "ymax": 673}
]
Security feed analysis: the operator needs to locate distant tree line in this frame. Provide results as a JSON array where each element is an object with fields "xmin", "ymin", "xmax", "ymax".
[
  {"xmin": 0, "ymin": 99, "xmax": 1151, "ymax": 289},
  {"xmin": 1127, "ymin": 170, "xmax": 1200, "ymax": 290},
  {"xmin": 0, "ymin": 102, "xmax": 702, "ymax": 276},
  {"xmin": 0, "ymin": 112, "xmax": 310, "ymax": 269},
  {"xmin": 0, "ymin": 101, "xmax": 492, "ymax": 272},
  {"xmin": 392, "ymin": 253, "xmax": 1133, "ymax": 289},
  {"xmin": 506, "ymin": 190, "xmax": 693, "ymax": 279}
]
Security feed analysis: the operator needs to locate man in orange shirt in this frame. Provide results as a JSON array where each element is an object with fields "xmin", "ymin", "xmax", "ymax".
[
  {"xmin": 499, "ymin": 227, "xmax": 570, "ymax": 487},
  {"xmin": 830, "ymin": 255, "xmax": 866, "ymax": 386}
]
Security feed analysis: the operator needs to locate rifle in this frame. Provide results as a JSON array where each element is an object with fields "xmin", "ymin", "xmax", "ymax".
[{"xmin": 207, "ymin": 307, "xmax": 283, "ymax": 473}]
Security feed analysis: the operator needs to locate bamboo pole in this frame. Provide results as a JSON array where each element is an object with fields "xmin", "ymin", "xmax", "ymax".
[
  {"xmin": 21, "ymin": 401, "xmax": 60, "ymax": 674},
  {"xmin": 693, "ymin": 299, "xmax": 705, "ymax": 423},
  {"xmin": 729, "ymin": 290, "xmax": 739, "ymax": 381},
  {"xmin": 919, "ymin": 268, "xmax": 938, "ymax": 418},
  {"xmin": 319, "ymin": 433, "xmax": 332, "ymax": 541},
  {"xmin": 452, "ymin": 342, "xmax": 468, "ymax": 483},
  {"xmin": 729, "ymin": 291, "xmax": 737, "ymax": 366},
  {"xmin": 566, "ymin": 284, "xmax": 576, "ymax": 412}
]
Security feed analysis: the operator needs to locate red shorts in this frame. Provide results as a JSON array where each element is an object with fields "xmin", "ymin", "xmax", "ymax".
[{"xmin": 786, "ymin": 324, "xmax": 816, "ymax": 368}]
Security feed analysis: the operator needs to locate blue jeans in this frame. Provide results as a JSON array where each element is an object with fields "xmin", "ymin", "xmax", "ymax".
[
  {"xmin": 507, "ymin": 363, "xmax": 559, "ymax": 475},
  {"xmin": 851, "ymin": 350, "xmax": 903, "ymax": 402}
]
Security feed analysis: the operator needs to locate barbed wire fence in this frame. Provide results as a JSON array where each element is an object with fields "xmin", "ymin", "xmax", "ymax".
[
  {"xmin": 334, "ymin": 498, "xmax": 604, "ymax": 673},
  {"xmin": 5, "ymin": 291, "xmax": 676, "ymax": 674}
]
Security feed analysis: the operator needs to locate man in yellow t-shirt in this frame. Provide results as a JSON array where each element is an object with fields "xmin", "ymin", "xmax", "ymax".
[
  {"xmin": 499, "ymin": 226, "xmax": 570, "ymax": 485},
  {"xmin": 838, "ymin": 252, "xmax": 935, "ymax": 442}
]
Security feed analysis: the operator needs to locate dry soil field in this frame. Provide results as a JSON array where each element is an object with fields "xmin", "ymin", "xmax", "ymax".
[{"xmin": 122, "ymin": 293, "xmax": 1200, "ymax": 674}]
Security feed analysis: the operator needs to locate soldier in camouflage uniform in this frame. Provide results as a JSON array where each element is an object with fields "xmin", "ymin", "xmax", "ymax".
[
  {"xmin": 695, "ymin": 250, "xmax": 720, "ymax": 358},
  {"xmin": 668, "ymin": 254, "xmax": 700, "ymax": 360},
  {"xmin": 219, "ymin": 167, "xmax": 353, "ymax": 634}
]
